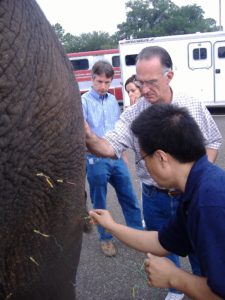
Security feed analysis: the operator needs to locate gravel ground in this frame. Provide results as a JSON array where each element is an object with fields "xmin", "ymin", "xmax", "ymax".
[{"xmin": 76, "ymin": 151, "xmax": 191, "ymax": 300}]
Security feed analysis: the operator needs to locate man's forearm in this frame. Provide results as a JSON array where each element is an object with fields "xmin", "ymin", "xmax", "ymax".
[
  {"xmin": 109, "ymin": 223, "xmax": 167, "ymax": 255},
  {"xmin": 170, "ymin": 269, "xmax": 221, "ymax": 300},
  {"xmin": 206, "ymin": 148, "xmax": 218, "ymax": 163},
  {"xmin": 85, "ymin": 126, "xmax": 116, "ymax": 158}
]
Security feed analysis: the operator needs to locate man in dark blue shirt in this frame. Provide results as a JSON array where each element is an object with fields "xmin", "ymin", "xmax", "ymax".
[{"xmin": 89, "ymin": 104, "xmax": 224, "ymax": 299}]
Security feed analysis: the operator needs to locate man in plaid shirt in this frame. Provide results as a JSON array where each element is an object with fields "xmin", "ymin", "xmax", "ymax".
[{"xmin": 85, "ymin": 46, "xmax": 222, "ymax": 300}]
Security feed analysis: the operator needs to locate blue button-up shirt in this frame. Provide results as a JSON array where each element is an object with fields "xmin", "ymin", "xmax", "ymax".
[{"xmin": 81, "ymin": 88, "xmax": 121, "ymax": 137}]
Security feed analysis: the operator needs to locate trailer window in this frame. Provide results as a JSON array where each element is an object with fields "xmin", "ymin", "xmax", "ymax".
[
  {"xmin": 193, "ymin": 48, "xmax": 207, "ymax": 60},
  {"xmin": 70, "ymin": 59, "xmax": 89, "ymax": 71},
  {"xmin": 112, "ymin": 55, "xmax": 120, "ymax": 67},
  {"xmin": 188, "ymin": 42, "xmax": 211, "ymax": 69},
  {"xmin": 218, "ymin": 47, "xmax": 225, "ymax": 58},
  {"xmin": 125, "ymin": 54, "xmax": 137, "ymax": 66}
]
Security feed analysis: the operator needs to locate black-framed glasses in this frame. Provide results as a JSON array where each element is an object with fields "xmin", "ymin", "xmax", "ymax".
[{"xmin": 135, "ymin": 153, "xmax": 150, "ymax": 165}]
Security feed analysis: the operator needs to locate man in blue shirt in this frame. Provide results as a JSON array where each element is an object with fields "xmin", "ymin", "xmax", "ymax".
[
  {"xmin": 89, "ymin": 104, "xmax": 225, "ymax": 299},
  {"xmin": 82, "ymin": 60, "xmax": 143, "ymax": 257}
]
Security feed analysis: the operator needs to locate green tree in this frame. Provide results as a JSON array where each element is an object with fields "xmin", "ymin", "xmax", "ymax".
[
  {"xmin": 52, "ymin": 26, "xmax": 117, "ymax": 53},
  {"xmin": 52, "ymin": 23, "xmax": 66, "ymax": 44},
  {"xmin": 75, "ymin": 31, "xmax": 116, "ymax": 52},
  {"xmin": 52, "ymin": 1, "xmax": 219, "ymax": 52},
  {"xmin": 116, "ymin": 0, "xmax": 218, "ymax": 40}
]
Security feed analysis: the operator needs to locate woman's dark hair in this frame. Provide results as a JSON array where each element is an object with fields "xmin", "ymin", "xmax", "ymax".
[
  {"xmin": 124, "ymin": 74, "xmax": 140, "ymax": 91},
  {"xmin": 131, "ymin": 104, "xmax": 206, "ymax": 163}
]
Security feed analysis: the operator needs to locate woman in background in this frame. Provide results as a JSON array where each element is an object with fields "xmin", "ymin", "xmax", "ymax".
[
  {"xmin": 124, "ymin": 74, "xmax": 145, "ymax": 228},
  {"xmin": 124, "ymin": 74, "xmax": 141, "ymax": 107}
]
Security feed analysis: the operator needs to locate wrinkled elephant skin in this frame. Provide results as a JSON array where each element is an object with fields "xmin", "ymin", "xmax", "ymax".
[{"xmin": 0, "ymin": 1, "xmax": 86, "ymax": 299}]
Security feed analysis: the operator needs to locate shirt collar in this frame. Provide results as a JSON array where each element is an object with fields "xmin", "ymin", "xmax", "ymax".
[
  {"xmin": 90, "ymin": 88, "xmax": 108, "ymax": 101},
  {"xmin": 183, "ymin": 155, "xmax": 209, "ymax": 201}
]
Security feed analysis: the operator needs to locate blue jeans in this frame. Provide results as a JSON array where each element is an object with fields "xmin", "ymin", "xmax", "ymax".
[
  {"xmin": 86, "ymin": 155, "xmax": 143, "ymax": 241},
  {"xmin": 142, "ymin": 184, "xmax": 201, "ymax": 294}
]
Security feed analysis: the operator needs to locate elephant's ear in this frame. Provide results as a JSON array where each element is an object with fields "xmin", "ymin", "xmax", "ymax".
[{"xmin": 82, "ymin": 191, "xmax": 93, "ymax": 233}]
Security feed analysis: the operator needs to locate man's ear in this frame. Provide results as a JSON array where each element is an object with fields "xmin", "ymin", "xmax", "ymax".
[
  {"xmin": 166, "ymin": 70, "xmax": 174, "ymax": 83},
  {"xmin": 155, "ymin": 150, "xmax": 168, "ymax": 163}
]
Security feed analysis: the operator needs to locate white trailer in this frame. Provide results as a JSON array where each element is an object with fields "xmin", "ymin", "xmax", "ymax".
[{"xmin": 119, "ymin": 31, "xmax": 225, "ymax": 107}]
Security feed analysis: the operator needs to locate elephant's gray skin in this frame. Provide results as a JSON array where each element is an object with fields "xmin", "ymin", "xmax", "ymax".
[{"xmin": 0, "ymin": 1, "xmax": 86, "ymax": 299}]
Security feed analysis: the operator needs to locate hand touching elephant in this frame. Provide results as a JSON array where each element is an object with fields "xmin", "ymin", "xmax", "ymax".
[{"xmin": 0, "ymin": 1, "xmax": 86, "ymax": 299}]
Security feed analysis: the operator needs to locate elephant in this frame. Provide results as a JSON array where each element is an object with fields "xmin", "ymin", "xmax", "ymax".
[{"xmin": 0, "ymin": 1, "xmax": 87, "ymax": 299}]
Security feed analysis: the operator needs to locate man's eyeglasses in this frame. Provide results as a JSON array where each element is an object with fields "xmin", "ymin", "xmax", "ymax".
[
  {"xmin": 134, "ymin": 79, "xmax": 158, "ymax": 89},
  {"xmin": 134, "ymin": 68, "xmax": 171, "ymax": 89},
  {"xmin": 135, "ymin": 153, "xmax": 150, "ymax": 165}
]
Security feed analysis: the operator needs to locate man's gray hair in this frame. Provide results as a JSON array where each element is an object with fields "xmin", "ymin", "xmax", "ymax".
[{"xmin": 137, "ymin": 46, "xmax": 173, "ymax": 70}]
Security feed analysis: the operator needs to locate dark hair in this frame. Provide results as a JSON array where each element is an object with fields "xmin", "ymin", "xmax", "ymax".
[
  {"xmin": 91, "ymin": 60, "xmax": 114, "ymax": 79},
  {"xmin": 124, "ymin": 74, "xmax": 140, "ymax": 91},
  {"xmin": 131, "ymin": 104, "xmax": 206, "ymax": 163},
  {"xmin": 136, "ymin": 46, "xmax": 173, "ymax": 70}
]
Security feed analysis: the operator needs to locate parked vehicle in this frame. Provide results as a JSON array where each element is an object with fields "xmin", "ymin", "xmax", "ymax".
[
  {"xmin": 67, "ymin": 49, "xmax": 123, "ymax": 106},
  {"xmin": 119, "ymin": 31, "xmax": 225, "ymax": 107}
]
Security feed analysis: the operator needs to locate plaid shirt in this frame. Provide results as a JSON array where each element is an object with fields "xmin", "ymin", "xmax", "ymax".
[{"xmin": 104, "ymin": 90, "xmax": 222, "ymax": 186}]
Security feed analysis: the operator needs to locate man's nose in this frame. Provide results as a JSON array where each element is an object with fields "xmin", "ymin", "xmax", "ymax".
[
  {"xmin": 141, "ymin": 84, "xmax": 151, "ymax": 93},
  {"xmin": 101, "ymin": 82, "xmax": 109, "ymax": 88}
]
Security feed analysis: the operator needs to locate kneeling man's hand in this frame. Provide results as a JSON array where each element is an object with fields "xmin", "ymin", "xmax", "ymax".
[{"xmin": 144, "ymin": 252, "xmax": 178, "ymax": 288}]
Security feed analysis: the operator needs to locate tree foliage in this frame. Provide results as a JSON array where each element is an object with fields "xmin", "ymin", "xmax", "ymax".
[
  {"xmin": 52, "ymin": 0, "xmax": 219, "ymax": 53},
  {"xmin": 52, "ymin": 23, "xmax": 66, "ymax": 43},
  {"xmin": 116, "ymin": 0, "xmax": 218, "ymax": 39},
  {"xmin": 52, "ymin": 24, "xmax": 116, "ymax": 53}
]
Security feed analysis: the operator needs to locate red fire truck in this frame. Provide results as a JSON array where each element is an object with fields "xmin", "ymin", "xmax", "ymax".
[{"xmin": 67, "ymin": 49, "xmax": 123, "ymax": 107}]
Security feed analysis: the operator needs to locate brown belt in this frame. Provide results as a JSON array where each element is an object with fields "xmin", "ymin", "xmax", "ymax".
[{"xmin": 155, "ymin": 187, "xmax": 181, "ymax": 197}]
